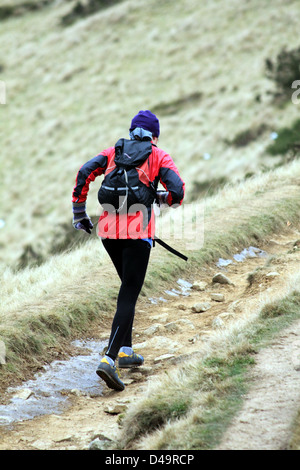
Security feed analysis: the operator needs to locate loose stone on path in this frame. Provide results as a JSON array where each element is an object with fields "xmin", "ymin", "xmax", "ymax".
[{"xmin": 212, "ymin": 273, "xmax": 233, "ymax": 285}]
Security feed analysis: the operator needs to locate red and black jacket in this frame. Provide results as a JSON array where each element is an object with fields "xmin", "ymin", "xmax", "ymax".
[{"xmin": 72, "ymin": 142, "xmax": 185, "ymax": 239}]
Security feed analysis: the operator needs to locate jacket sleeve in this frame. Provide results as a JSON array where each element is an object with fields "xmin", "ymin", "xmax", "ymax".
[
  {"xmin": 72, "ymin": 153, "xmax": 108, "ymax": 203},
  {"xmin": 158, "ymin": 151, "xmax": 185, "ymax": 206}
]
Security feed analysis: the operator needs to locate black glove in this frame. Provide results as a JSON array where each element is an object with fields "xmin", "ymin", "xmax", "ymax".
[
  {"xmin": 156, "ymin": 191, "xmax": 169, "ymax": 206},
  {"xmin": 72, "ymin": 202, "xmax": 93, "ymax": 234}
]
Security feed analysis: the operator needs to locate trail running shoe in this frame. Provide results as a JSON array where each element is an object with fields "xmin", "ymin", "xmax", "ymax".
[
  {"xmin": 96, "ymin": 357, "xmax": 125, "ymax": 391},
  {"xmin": 118, "ymin": 351, "xmax": 144, "ymax": 368}
]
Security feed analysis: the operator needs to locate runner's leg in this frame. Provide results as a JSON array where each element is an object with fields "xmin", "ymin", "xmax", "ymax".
[{"xmin": 102, "ymin": 239, "xmax": 151, "ymax": 361}]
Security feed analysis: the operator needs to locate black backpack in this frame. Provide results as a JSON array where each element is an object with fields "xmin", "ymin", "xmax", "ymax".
[
  {"xmin": 98, "ymin": 138, "xmax": 157, "ymax": 213},
  {"xmin": 98, "ymin": 138, "xmax": 188, "ymax": 262}
]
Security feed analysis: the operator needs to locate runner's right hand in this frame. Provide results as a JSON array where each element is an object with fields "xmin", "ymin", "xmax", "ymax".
[
  {"xmin": 72, "ymin": 202, "xmax": 93, "ymax": 234},
  {"xmin": 156, "ymin": 191, "xmax": 169, "ymax": 205},
  {"xmin": 74, "ymin": 217, "xmax": 93, "ymax": 234}
]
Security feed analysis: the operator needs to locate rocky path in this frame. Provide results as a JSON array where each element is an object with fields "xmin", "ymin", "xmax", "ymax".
[{"xmin": 0, "ymin": 227, "xmax": 299, "ymax": 450}]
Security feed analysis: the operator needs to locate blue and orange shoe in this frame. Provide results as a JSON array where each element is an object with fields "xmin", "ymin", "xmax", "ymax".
[
  {"xmin": 96, "ymin": 357, "xmax": 125, "ymax": 391},
  {"xmin": 118, "ymin": 350, "xmax": 144, "ymax": 369}
]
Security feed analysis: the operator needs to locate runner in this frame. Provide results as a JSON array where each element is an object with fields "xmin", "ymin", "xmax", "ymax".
[{"xmin": 72, "ymin": 110, "xmax": 185, "ymax": 391}]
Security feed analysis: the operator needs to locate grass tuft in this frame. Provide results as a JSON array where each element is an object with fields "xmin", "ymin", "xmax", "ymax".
[{"xmin": 260, "ymin": 291, "xmax": 300, "ymax": 319}]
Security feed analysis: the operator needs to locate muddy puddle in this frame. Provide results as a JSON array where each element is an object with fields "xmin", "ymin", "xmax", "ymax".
[
  {"xmin": 149, "ymin": 278, "xmax": 192, "ymax": 304},
  {"xmin": 0, "ymin": 339, "xmax": 106, "ymax": 427},
  {"xmin": 216, "ymin": 246, "xmax": 267, "ymax": 267}
]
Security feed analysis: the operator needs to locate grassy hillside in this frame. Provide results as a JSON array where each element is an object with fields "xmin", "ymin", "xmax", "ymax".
[
  {"xmin": 0, "ymin": 0, "xmax": 300, "ymax": 268},
  {"xmin": 1, "ymin": 1, "xmax": 300, "ymax": 449}
]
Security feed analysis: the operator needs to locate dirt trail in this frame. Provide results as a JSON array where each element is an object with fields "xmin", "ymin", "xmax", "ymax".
[
  {"xmin": 0, "ymin": 226, "xmax": 300, "ymax": 450},
  {"xmin": 217, "ymin": 319, "xmax": 300, "ymax": 450}
]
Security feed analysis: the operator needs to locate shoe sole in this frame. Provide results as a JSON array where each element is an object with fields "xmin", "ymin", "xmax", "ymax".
[
  {"xmin": 118, "ymin": 354, "xmax": 144, "ymax": 369},
  {"xmin": 118, "ymin": 361, "xmax": 144, "ymax": 369},
  {"xmin": 96, "ymin": 368, "xmax": 125, "ymax": 391}
]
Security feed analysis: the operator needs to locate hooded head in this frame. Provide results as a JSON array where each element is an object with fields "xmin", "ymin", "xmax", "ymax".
[{"xmin": 130, "ymin": 110, "xmax": 160, "ymax": 138}]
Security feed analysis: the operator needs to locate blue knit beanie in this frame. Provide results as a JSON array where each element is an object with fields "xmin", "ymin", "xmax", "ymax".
[{"xmin": 130, "ymin": 110, "xmax": 160, "ymax": 137}]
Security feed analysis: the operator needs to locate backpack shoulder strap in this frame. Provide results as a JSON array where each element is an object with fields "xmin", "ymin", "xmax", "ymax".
[{"xmin": 154, "ymin": 236, "xmax": 188, "ymax": 261}]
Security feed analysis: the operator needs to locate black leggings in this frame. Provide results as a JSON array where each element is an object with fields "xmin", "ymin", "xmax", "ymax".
[{"xmin": 102, "ymin": 238, "xmax": 151, "ymax": 361}]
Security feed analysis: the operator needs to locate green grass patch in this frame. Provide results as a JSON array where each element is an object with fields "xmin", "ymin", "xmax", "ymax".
[
  {"xmin": 227, "ymin": 124, "xmax": 269, "ymax": 148},
  {"xmin": 152, "ymin": 92, "xmax": 203, "ymax": 117},
  {"xmin": 0, "ymin": 0, "xmax": 53, "ymax": 21},
  {"xmin": 288, "ymin": 409, "xmax": 300, "ymax": 450},
  {"xmin": 261, "ymin": 291, "xmax": 300, "ymax": 319},
  {"xmin": 265, "ymin": 45, "xmax": 300, "ymax": 101},
  {"xmin": 61, "ymin": 0, "xmax": 124, "ymax": 26},
  {"xmin": 190, "ymin": 176, "xmax": 228, "ymax": 200},
  {"xmin": 266, "ymin": 119, "xmax": 300, "ymax": 156}
]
